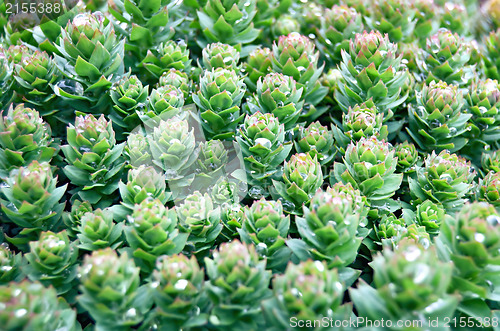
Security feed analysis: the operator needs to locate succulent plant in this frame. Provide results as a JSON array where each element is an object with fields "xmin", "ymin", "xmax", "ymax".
[
  {"xmin": 262, "ymin": 260, "xmax": 347, "ymax": 330},
  {"xmin": 366, "ymin": 0, "xmax": 417, "ymax": 43},
  {"xmin": 125, "ymin": 132, "xmax": 153, "ymax": 167},
  {"xmin": 333, "ymin": 100, "xmax": 389, "ymax": 154},
  {"xmin": 440, "ymin": 2, "xmax": 468, "ymax": 35},
  {"xmin": 109, "ymin": 74, "xmax": 149, "ymax": 137},
  {"xmin": 177, "ymin": 192, "xmax": 222, "ymax": 256},
  {"xmin": 413, "ymin": 0, "xmax": 440, "ymax": 42},
  {"xmin": 485, "ymin": 28, "xmax": 500, "ymax": 80},
  {"xmin": 143, "ymin": 85, "xmax": 185, "ymax": 121},
  {"xmin": 271, "ymin": 33, "xmax": 327, "ymax": 106},
  {"xmin": 12, "ymin": 50, "xmax": 60, "ymax": 115},
  {"xmin": 247, "ymin": 72, "xmax": 304, "ymax": 131},
  {"xmin": 375, "ymin": 213, "xmax": 431, "ymax": 248},
  {"xmin": 407, "ymin": 80, "xmax": 471, "ymax": 153},
  {"xmin": 0, "ymin": 104, "xmax": 57, "ymax": 178},
  {"xmin": 158, "ymin": 69, "xmax": 190, "ymax": 100},
  {"xmin": 409, "ymin": 150, "xmax": 476, "ymax": 212},
  {"xmin": 316, "ymin": 5, "xmax": 364, "ymax": 65},
  {"xmin": 416, "ymin": 29, "xmax": 473, "ymax": 86},
  {"xmin": 351, "ymin": 239, "xmax": 458, "ymax": 325},
  {"xmin": 108, "ymin": 0, "xmax": 183, "ymax": 76},
  {"xmin": 54, "ymin": 12, "xmax": 125, "ymax": 112},
  {"xmin": 124, "ymin": 198, "xmax": 188, "ymax": 273},
  {"xmin": 62, "ymin": 114, "xmax": 125, "ymax": 208},
  {"xmin": 271, "ymin": 15, "xmax": 300, "ymax": 38},
  {"xmin": 273, "ymin": 153, "xmax": 323, "ymax": 213},
  {"xmin": 0, "ymin": 281, "xmax": 79, "ymax": 331},
  {"xmin": 141, "ymin": 40, "xmax": 191, "ymax": 80},
  {"xmin": 0, "ymin": 243, "xmax": 23, "ymax": 284},
  {"xmin": 202, "ymin": 42, "xmax": 240, "ymax": 71},
  {"xmin": 238, "ymin": 198, "xmax": 290, "ymax": 271},
  {"xmin": 463, "ymin": 79, "xmax": 500, "ymax": 157},
  {"xmin": 478, "ymin": 171, "xmax": 500, "ymax": 208},
  {"xmin": 244, "ymin": 47, "xmax": 272, "ymax": 92},
  {"xmin": 482, "ymin": 149, "xmax": 500, "ymax": 173},
  {"xmin": 147, "ymin": 116, "xmax": 199, "ymax": 186},
  {"xmin": 219, "ymin": 202, "xmax": 244, "ymax": 242},
  {"xmin": 395, "ymin": 141, "xmax": 419, "ymax": 173},
  {"xmin": 332, "ymin": 136, "xmax": 403, "ymax": 203},
  {"xmin": 63, "ymin": 200, "xmax": 93, "ymax": 238},
  {"xmin": 0, "ymin": 161, "xmax": 66, "ymax": 246},
  {"xmin": 150, "ymin": 254, "xmax": 206, "ymax": 329},
  {"xmin": 23, "ymin": 230, "xmax": 78, "ymax": 296},
  {"xmin": 204, "ymin": 240, "xmax": 272, "ymax": 328},
  {"xmin": 197, "ymin": 0, "xmax": 260, "ymax": 46},
  {"xmin": 236, "ymin": 112, "xmax": 292, "ymax": 191},
  {"xmin": 436, "ymin": 202, "xmax": 500, "ymax": 306},
  {"xmin": 295, "ymin": 121, "xmax": 335, "ymax": 166},
  {"xmin": 116, "ymin": 165, "xmax": 169, "ymax": 218},
  {"xmin": 335, "ymin": 31, "xmax": 410, "ymax": 121},
  {"xmin": 414, "ymin": 200, "xmax": 446, "ymax": 236},
  {"xmin": 77, "ymin": 248, "xmax": 151, "ymax": 330},
  {"xmin": 76, "ymin": 208, "xmax": 123, "ymax": 251},
  {"xmin": 291, "ymin": 186, "xmax": 364, "ymax": 268},
  {"xmin": 193, "ymin": 68, "xmax": 246, "ymax": 140}
]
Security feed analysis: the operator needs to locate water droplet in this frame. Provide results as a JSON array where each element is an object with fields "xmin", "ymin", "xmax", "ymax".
[
  {"xmin": 474, "ymin": 233, "xmax": 485, "ymax": 243},
  {"xmin": 15, "ymin": 309, "xmax": 27, "ymax": 318},
  {"xmin": 403, "ymin": 245, "xmax": 421, "ymax": 262},
  {"xmin": 174, "ymin": 279, "xmax": 188, "ymax": 290},
  {"xmin": 487, "ymin": 215, "xmax": 500, "ymax": 226}
]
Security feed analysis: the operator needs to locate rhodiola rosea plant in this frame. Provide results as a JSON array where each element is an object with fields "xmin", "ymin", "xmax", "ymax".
[{"xmin": 3, "ymin": 0, "xmax": 500, "ymax": 330}]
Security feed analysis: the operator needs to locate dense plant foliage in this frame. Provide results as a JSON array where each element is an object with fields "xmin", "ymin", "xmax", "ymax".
[{"xmin": 2, "ymin": 0, "xmax": 500, "ymax": 330}]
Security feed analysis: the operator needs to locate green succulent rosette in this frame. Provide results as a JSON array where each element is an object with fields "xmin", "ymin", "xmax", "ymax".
[
  {"xmin": 244, "ymin": 47, "xmax": 272, "ymax": 92},
  {"xmin": 62, "ymin": 114, "xmax": 125, "ymax": 208},
  {"xmin": 108, "ymin": 0, "xmax": 183, "ymax": 76},
  {"xmin": 0, "ymin": 52, "xmax": 14, "ymax": 110},
  {"xmin": 436, "ymin": 202, "xmax": 500, "ymax": 310},
  {"xmin": 0, "ymin": 161, "xmax": 67, "ymax": 247},
  {"xmin": 202, "ymin": 42, "xmax": 240, "ymax": 71},
  {"xmin": 478, "ymin": 171, "xmax": 500, "ymax": 208},
  {"xmin": 238, "ymin": 198, "xmax": 291, "ymax": 271},
  {"xmin": 109, "ymin": 74, "xmax": 149, "ymax": 137},
  {"xmin": 416, "ymin": 29, "xmax": 473, "ymax": 86},
  {"xmin": 0, "ymin": 243, "xmax": 24, "ymax": 284},
  {"xmin": 23, "ymin": 230, "xmax": 78, "ymax": 296},
  {"xmin": 332, "ymin": 136, "xmax": 403, "ymax": 204},
  {"xmin": 114, "ymin": 165, "xmax": 170, "ymax": 220},
  {"xmin": 76, "ymin": 208, "xmax": 123, "ymax": 251},
  {"xmin": 291, "ymin": 186, "xmax": 364, "ymax": 269},
  {"xmin": 63, "ymin": 200, "xmax": 93, "ymax": 238},
  {"xmin": 12, "ymin": 50, "xmax": 60, "ymax": 115},
  {"xmin": 395, "ymin": 141, "xmax": 419, "ymax": 173},
  {"xmin": 177, "ymin": 191, "xmax": 222, "ymax": 257},
  {"xmin": 158, "ymin": 68, "xmax": 191, "ymax": 101},
  {"xmin": 484, "ymin": 28, "xmax": 500, "ymax": 80},
  {"xmin": 141, "ymin": 40, "xmax": 191, "ymax": 80},
  {"xmin": 236, "ymin": 112, "xmax": 292, "ymax": 192},
  {"xmin": 0, "ymin": 281, "xmax": 79, "ymax": 331},
  {"xmin": 204, "ymin": 240, "xmax": 272, "ymax": 329},
  {"xmin": 333, "ymin": 100, "xmax": 389, "ymax": 154},
  {"xmin": 124, "ymin": 198, "xmax": 188, "ymax": 273},
  {"xmin": 247, "ymin": 72, "xmax": 304, "ymax": 131},
  {"xmin": 218, "ymin": 202, "xmax": 244, "ymax": 242},
  {"xmin": 316, "ymin": 4, "xmax": 364, "ymax": 65},
  {"xmin": 482, "ymin": 149, "xmax": 500, "ymax": 174},
  {"xmin": 149, "ymin": 254, "xmax": 207, "ymax": 330},
  {"xmin": 407, "ymin": 80, "xmax": 471, "ymax": 153},
  {"xmin": 366, "ymin": 0, "xmax": 417, "ymax": 43},
  {"xmin": 125, "ymin": 132, "xmax": 152, "ymax": 168},
  {"xmin": 415, "ymin": 200, "xmax": 446, "ymax": 236},
  {"xmin": 273, "ymin": 153, "xmax": 323, "ymax": 214},
  {"xmin": 193, "ymin": 67, "xmax": 246, "ymax": 140},
  {"xmin": 0, "ymin": 104, "xmax": 57, "ymax": 178},
  {"xmin": 142, "ymin": 85, "xmax": 185, "ymax": 122},
  {"xmin": 295, "ymin": 121, "xmax": 336, "ymax": 166},
  {"xmin": 335, "ymin": 30, "xmax": 410, "ymax": 122},
  {"xmin": 77, "ymin": 248, "xmax": 151, "ymax": 330},
  {"xmin": 409, "ymin": 149, "xmax": 476, "ymax": 212},
  {"xmin": 271, "ymin": 32, "xmax": 327, "ymax": 106},
  {"xmin": 196, "ymin": 0, "xmax": 260, "ymax": 46},
  {"xmin": 463, "ymin": 79, "xmax": 500, "ymax": 157},
  {"xmin": 351, "ymin": 239, "xmax": 458, "ymax": 327},
  {"xmin": 53, "ymin": 12, "xmax": 125, "ymax": 112}
]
